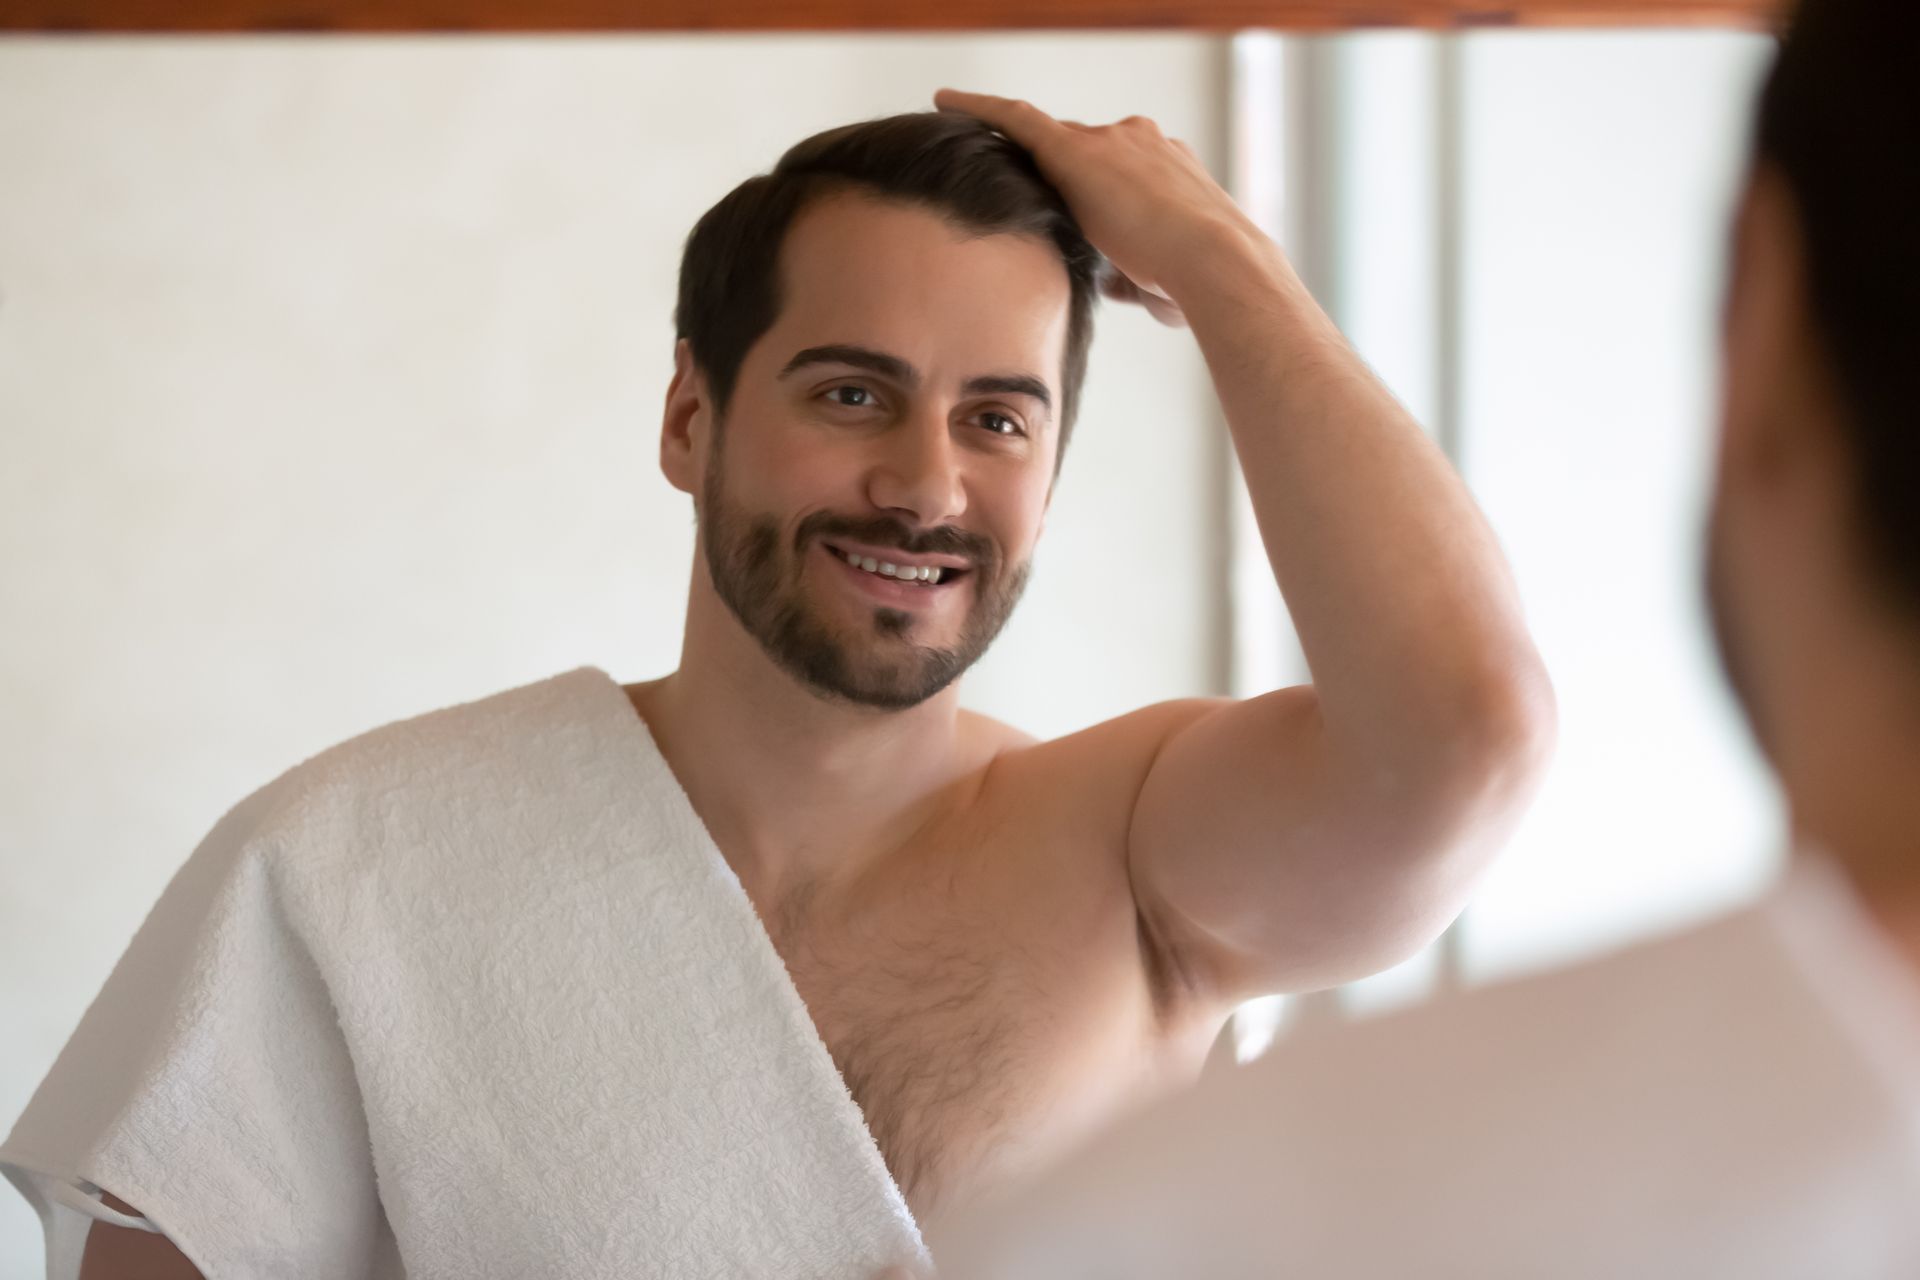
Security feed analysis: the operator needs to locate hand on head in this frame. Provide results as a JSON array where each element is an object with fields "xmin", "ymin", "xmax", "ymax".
[{"xmin": 933, "ymin": 88, "xmax": 1271, "ymax": 328}]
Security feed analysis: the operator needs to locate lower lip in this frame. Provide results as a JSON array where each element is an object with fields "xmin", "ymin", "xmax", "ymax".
[{"xmin": 821, "ymin": 544, "xmax": 958, "ymax": 608}]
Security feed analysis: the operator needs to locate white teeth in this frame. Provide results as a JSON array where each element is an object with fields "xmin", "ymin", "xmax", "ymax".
[{"xmin": 837, "ymin": 547, "xmax": 949, "ymax": 586}]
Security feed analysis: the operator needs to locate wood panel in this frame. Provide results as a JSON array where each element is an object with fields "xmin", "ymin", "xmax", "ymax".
[{"xmin": 1, "ymin": 0, "xmax": 1781, "ymax": 34}]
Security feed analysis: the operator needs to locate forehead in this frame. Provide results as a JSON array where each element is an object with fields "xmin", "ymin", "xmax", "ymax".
[{"xmin": 761, "ymin": 191, "xmax": 1073, "ymax": 393}]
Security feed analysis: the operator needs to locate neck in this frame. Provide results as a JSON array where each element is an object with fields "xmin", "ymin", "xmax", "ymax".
[
  {"xmin": 1778, "ymin": 613, "xmax": 1920, "ymax": 981},
  {"xmin": 1800, "ymin": 793, "xmax": 1920, "ymax": 983},
  {"xmin": 632, "ymin": 578, "xmax": 975, "ymax": 897}
]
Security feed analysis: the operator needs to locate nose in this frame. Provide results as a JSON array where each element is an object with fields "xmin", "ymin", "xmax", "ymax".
[{"xmin": 865, "ymin": 413, "xmax": 967, "ymax": 527}]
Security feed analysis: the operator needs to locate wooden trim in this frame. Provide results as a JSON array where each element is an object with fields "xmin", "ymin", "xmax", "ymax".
[{"xmin": 1, "ymin": 0, "xmax": 1782, "ymax": 35}]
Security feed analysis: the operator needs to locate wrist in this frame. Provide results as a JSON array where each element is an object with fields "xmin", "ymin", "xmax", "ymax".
[{"xmin": 1161, "ymin": 220, "xmax": 1313, "ymax": 319}]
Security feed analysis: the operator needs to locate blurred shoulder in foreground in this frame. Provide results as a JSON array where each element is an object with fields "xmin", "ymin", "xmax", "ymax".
[{"xmin": 932, "ymin": 857, "xmax": 1920, "ymax": 1280}]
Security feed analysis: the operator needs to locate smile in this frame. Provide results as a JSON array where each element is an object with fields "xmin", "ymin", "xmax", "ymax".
[
  {"xmin": 839, "ymin": 550, "xmax": 946, "ymax": 585},
  {"xmin": 821, "ymin": 541, "xmax": 972, "ymax": 599}
]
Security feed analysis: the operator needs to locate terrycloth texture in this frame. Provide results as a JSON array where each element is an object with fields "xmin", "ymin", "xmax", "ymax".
[{"xmin": 2, "ymin": 668, "xmax": 925, "ymax": 1279}]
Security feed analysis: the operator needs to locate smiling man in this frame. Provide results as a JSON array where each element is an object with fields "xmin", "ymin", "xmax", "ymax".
[{"xmin": 4, "ymin": 98, "xmax": 1552, "ymax": 1278}]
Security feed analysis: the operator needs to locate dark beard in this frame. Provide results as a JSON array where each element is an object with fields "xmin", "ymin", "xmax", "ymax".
[{"xmin": 699, "ymin": 461, "xmax": 1030, "ymax": 711}]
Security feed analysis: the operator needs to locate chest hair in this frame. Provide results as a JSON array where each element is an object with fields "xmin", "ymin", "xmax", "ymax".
[{"xmin": 765, "ymin": 880, "xmax": 1042, "ymax": 1213}]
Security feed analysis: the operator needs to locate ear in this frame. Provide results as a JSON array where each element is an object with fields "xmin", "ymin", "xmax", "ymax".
[
  {"xmin": 661, "ymin": 339, "xmax": 710, "ymax": 497},
  {"xmin": 1718, "ymin": 166, "xmax": 1815, "ymax": 490}
]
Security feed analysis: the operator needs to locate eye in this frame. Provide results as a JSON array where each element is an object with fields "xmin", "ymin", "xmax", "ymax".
[
  {"xmin": 979, "ymin": 411, "xmax": 1026, "ymax": 438},
  {"xmin": 826, "ymin": 385, "xmax": 874, "ymax": 408}
]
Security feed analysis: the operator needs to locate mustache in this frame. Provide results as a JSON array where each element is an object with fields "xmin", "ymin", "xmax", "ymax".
[{"xmin": 793, "ymin": 511, "xmax": 997, "ymax": 568}]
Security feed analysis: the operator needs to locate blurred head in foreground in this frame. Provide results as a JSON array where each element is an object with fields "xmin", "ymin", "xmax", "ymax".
[{"xmin": 1708, "ymin": 0, "xmax": 1920, "ymax": 893}]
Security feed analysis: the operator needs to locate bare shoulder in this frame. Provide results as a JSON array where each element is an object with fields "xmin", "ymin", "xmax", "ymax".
[
  {"xmin": 1054, "ymin": 698, "xmax": 1230, "ymax": 758},
  {"xmin": 973, "ymin": 698, "xmax": 1228, "ymax": 791},
  {"xmin": 958, "ymin": 699, "xmax": 1235, "ymax": 845},
  {"xmin": 955, "ymin": 705, "xmax": 1043, "ymax": 755}
]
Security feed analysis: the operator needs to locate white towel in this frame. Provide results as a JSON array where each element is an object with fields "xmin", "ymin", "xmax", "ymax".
[{"xmin": 2, "ymin": 668, "xmax": 925, "ymax": 1279}]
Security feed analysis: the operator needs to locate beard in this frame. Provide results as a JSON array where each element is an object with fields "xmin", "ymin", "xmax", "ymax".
[{"xmin": 699, "ymin": 458, "xmax": 1031, "ymax": 711}]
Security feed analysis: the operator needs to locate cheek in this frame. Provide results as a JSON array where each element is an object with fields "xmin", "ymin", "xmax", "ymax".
[
  {"xmin": 719, "ymin": 415, "xmax": 856, "ymax": 512},
  {"xmin": 982, "ymin": 480, "xmax": 1052, "ymax": 560}
]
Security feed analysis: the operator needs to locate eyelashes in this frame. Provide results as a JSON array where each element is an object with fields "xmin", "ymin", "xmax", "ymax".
[
  {"xmin": 827, "ymin": 385, "xmax": 875, "ymax": 408},
  {"xmin": 817, "ymin": 385, "xmax": 1029, "ymax": 439}
]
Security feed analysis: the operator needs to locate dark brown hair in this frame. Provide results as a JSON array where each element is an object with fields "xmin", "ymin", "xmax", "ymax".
[
  {"xmin": 1756, "ymin": 0, "xmax": 1920, "ymax": 611},
  {"xmin": 674, "ymin": 112, "xmax": 1102, "ymax": 460}
]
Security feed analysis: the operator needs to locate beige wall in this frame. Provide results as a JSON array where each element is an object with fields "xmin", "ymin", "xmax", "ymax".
[{"xmin": 0, "ymin": 35, "xmax": 1229, "ymax": 1267}]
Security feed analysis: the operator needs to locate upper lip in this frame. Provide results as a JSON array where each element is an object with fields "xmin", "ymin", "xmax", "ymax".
[{"xmin": 823, "ymin": 538, "xmax": 974, "ymax": 572}]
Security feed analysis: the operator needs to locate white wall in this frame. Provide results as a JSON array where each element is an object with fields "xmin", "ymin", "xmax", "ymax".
[{"xmin": 0, "ymin": 36, "xmax": 1227, "ymax": 1268}]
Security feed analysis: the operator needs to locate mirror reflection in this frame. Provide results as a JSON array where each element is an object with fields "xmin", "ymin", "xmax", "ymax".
[{"xmin": 13, "ymin": 13, "xmax": 1897, "ymax": 1276}]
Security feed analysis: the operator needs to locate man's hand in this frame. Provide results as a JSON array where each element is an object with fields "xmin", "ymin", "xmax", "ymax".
[{"xmin": 932, "ymin": 89, "xmax": 1265, "ymax": 326}]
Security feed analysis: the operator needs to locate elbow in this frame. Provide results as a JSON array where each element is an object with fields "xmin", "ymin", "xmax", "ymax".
[
  {"xmin": 1293, "ymin": 658, "xmax": 1557, "ymax": 989},
  {"xmin": 1426, "ymin": 648, "xmax": 1558, "ymax": 888},
  {"xmin": 1362, "ymin": 635, "xmax": 1559, "ymax": 812},
  {"xmin": 1373, "ymin": 650, "xmax": 1558, "ymax": 882},
  {"xmin": 1464, "ymin": 646, "xmax": 1559, "ymax": 810}
]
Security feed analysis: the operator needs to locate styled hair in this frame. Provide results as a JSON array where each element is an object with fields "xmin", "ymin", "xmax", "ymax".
[
  {"xmin": 674, "ymin": 112, "xmax": 1102, "ymax": 460},
  {"xmin": 1756, "ymin": 0, "xmax": 1920, "ymax": 611}
]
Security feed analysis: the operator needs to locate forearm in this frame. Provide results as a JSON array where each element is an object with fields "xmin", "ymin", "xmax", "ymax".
[{"xmin": 1168, "ymin": 227, "xmax": 1550, "ymax": 772}]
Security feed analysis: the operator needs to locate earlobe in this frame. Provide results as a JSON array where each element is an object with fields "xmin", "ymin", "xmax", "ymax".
[{"xmin": 661, "ymin": 339, "xmax": 706, "ymax": 496}]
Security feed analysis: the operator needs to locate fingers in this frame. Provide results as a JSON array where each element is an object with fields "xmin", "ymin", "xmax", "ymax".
[
  {"xmin": 932, "ymin": 88, "xmax": 1069, "ymax": 152},
  {"xmin": 1101, "ymin": 267, "xmax": 1190, "ymax": 329},
  {"xmin": 934, "ymin": 90, "xmax": 1186, "ymax": 154}
]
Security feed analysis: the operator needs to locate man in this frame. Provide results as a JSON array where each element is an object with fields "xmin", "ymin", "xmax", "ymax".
[
  {"xmin": 928, "ymin": 4, "xmax": 1920, "ymax": 1276},
  {"xmin": 2, "ymin": 95, "xmax": 1552, "ymax": 1277}
]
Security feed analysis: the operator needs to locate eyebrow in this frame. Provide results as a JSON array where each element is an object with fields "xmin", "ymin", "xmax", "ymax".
[{"xmin": 779, "ymin": 344, "xmax": 1053, "ymax": 415}]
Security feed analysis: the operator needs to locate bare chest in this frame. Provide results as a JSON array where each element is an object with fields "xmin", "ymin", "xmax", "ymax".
[{"xmin": 757, "ymin": 829, "xmax": 1203, "ymax": 1223}]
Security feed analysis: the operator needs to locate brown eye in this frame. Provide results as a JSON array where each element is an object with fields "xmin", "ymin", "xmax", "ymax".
[
  {"xmin": 829, "ymin": 386, "xmax": 873, "ymax": 408},
  {"xmin": 981, "ymin": 412, "xmax": 1024, "ymax": 437}
]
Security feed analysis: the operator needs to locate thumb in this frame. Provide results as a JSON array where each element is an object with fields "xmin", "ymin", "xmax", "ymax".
[{"xmin": 1102, "ymin": 268, "xmax": 1189, "ymax": 329}]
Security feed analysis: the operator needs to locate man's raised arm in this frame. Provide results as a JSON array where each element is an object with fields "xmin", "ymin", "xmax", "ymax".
[{"xmin": 936, "ymin": 90, "xmax": 1556, "ymax": 1003}]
